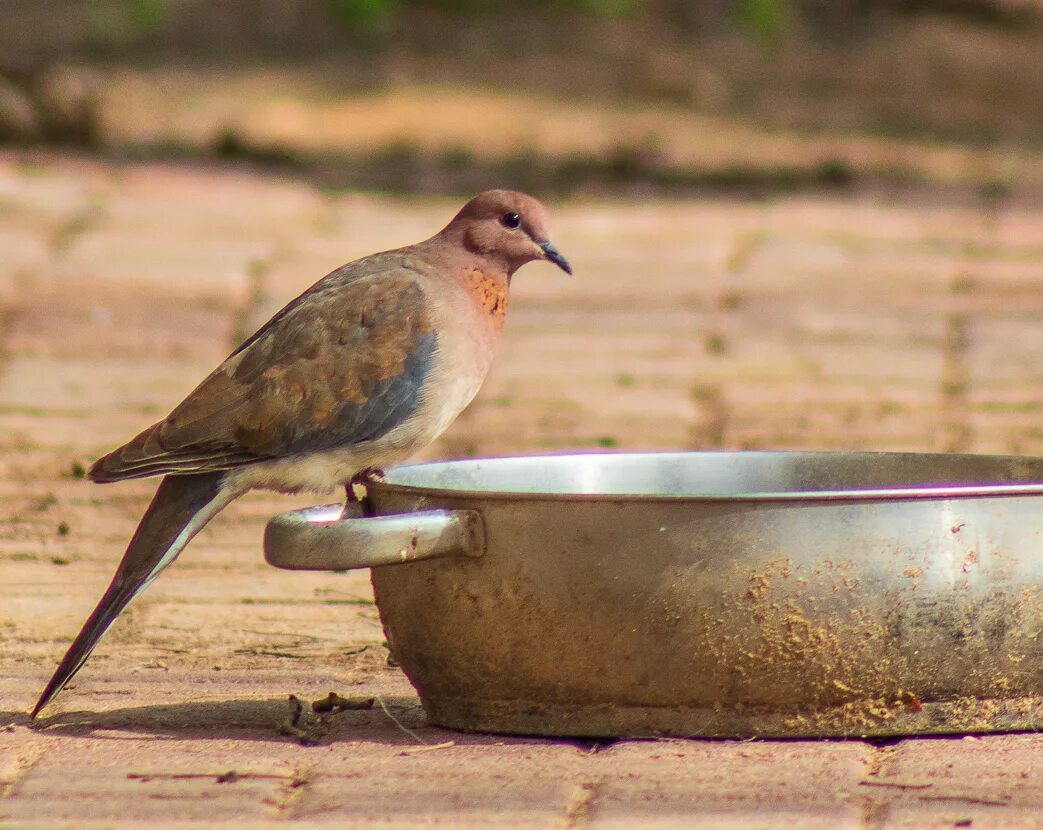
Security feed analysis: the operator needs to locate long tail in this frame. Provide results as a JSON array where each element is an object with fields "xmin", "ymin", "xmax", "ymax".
[{"xmin": 31, "ymin": 472, "xmax": 233, "ymax": 719}]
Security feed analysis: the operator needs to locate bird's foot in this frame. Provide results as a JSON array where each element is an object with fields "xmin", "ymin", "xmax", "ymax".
[
  {"xmin": 343, "ymin": 468, "xmax": 387, "ymax": 515},
  {"xmin": 360, "ymin": 467, "xmax": 387, "ymax": 484}
]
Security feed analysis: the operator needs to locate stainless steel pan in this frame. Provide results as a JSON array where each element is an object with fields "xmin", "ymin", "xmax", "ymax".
[{"xmin": 264, "ymin": 451, "xmax": 1043, "ymax": 738}]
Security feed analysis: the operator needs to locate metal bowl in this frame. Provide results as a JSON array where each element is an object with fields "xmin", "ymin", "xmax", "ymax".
[{"xmin": 264, "ymin": 451, "xmax": 1043, "ymax": 738}]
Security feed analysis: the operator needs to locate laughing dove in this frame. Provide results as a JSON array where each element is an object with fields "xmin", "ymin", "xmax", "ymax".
[{"xmin": 32, "ymin": 190, "xmax": 571, "ymax": 717}]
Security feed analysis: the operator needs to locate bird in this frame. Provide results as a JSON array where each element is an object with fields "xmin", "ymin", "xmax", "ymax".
[{"xmin": 31, "ymin": 189, "xmax": 571, "ymax": 718}]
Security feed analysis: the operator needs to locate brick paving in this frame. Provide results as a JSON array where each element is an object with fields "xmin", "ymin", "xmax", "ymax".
[{"xmin": 1, "ymin": 150, "xmax": 1043, "ymax": 827}]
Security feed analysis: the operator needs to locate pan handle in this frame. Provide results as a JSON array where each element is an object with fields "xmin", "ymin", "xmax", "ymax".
[{"xmin": 263, "ymin": 503, "xmax": 486, "ymax": 571}]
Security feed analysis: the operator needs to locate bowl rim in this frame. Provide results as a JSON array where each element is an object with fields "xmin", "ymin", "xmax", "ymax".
[{"xmin": 371, "ymin": 450, "xmax": 1043, "ymax": 504}]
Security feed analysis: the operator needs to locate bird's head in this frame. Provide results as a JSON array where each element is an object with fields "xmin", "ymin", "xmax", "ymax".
[{"xmin": 447, "ymin": 190, "xmax": 572, "ymax": 277}]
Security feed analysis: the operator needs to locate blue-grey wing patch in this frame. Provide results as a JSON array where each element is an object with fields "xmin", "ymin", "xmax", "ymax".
[{"xmin": 242, "ymin": 328, "xmax": 437, "ymax": 457}]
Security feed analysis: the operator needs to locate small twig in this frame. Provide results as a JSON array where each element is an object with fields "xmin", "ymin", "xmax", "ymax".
[
  {"xmin": 919, "ymin": 794, "xmax": 1011, "ymax": 807},
  {"xmin": 242, "ymin": 629, "xmax": 324, "ymax": 641},
  {"xmin": 398, "ymin": 740, "xmax": 455, "ymax": 756},
  {"xmin": 278, "ymin": 721, "xmax": 323, "ymax": 745},
  {"xmin": 278, "ymin": 695, "xmax": 325, "ymax": 745},
  {"xmin": 859, "ymin": 779, "xmax": 933, "ymax": 790},
  {"xmin": 234, "ymin": 649, "xmax": 313, "ymax": 659},
  {"xmin": 375, "ymin": 696, "xmax": 424, "ymax": 743},
  {"xmin": 127, "ymin": 771, "xmax": 285, "ymax": 783},
  {"xmin": 287, "ymin": 695, "xmax": 304, "ymax": 727},
  {"xmin": 312, "ymin": 692, "xmax": 375, "ymax": 714}
]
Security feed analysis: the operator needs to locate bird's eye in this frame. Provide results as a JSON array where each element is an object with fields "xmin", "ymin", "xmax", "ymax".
[{"xmin": 500, "ymin": 212, "xmax": 521, "ymax": 230}]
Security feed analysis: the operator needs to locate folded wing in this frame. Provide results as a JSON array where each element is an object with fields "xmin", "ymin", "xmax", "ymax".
[{"xmin": 90, "ymin": 266, "xmax": 437, "ymax": 482}]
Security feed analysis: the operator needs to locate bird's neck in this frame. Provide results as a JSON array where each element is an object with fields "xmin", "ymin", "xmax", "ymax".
[
  {"xmin": 457, "ymin": 266, "xmax": 509, "ymax": 331},
  {"xmin": 413, "ymin": 236, "xmax": 511, "ymax": 332}
]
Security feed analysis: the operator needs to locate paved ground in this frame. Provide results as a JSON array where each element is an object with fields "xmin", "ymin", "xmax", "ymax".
[{"xmin": 1, "ymin": 150, "xmax": 1043, "ymax": 827}]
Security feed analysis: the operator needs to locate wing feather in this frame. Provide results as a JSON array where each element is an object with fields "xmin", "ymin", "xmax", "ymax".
[{"xmin": 90, "ymin": 259, "xmax": 437, "ymax": 483}]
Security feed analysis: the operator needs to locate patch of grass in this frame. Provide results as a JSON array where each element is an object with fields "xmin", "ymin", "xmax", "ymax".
[
  {"xmin": 442, "ymin": 145, "xmax": 476, "ymax": 172},
  {"xmin": 717, "ymin": 291, "xmax": 745, "ymax": 311},
  {"xmin": 704, "ymin": 334, "xmax": 727, "ymax": 355},
  {"xmin": 50, "ymin": 211, "xmax": 100, "ymax": 255},
  {"xmin": 29, "ymin": 493, "xmax": 58, "ymax": 512},
  {"xmin": 88, "ymin": 0, "xmax": 172, "ymax": 41},
  {"xmin": 976, "ymin": 400, "xmax": 1043, "ymax": 413},
  {"xmin": 732, "ymin": 0, "xmax": 789, "ymax": 42},
  {"xmin": 246, "ymin": 258, "xmax": 269, "ymax": 280},
  {"xmin": 320, "ymin": 0, "xmax": 396, "ymax": 33},
  {"xmin": 103, "ymin": 131, "xmax": 873, "ymax": 199},
  {"xmin": 816, "ymin": 158, "xmax": 855, "ymax": 186},
  {"xmin": 951, "ymin": 273, "xmax": 977, "ymax": 294},
  {"xmin": 576, "ymin": 0, "xmax": 641, "ymax": 17},
  {"xmin": 980, "ymin": 180, "xmax": 1012, "ymax": 201},
  {"xmin": 214, "ymin": 129, "xmax": 298, "ymax": 166},
  {"xmin": 876, "ymin": 401, "xmax": 903, "ymax": 417}
]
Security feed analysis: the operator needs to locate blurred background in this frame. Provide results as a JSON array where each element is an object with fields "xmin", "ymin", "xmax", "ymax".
[
  {"xmin": 3, "ymin": 1, "xmax": 1043, "ymax": 767},
  {"xmin": 1, "ymin": 0, "xmax": 1042, "ymax": 465},
  {"xmin": 2, "ymin": 0, "xmax": 1043, "ymax": 198}
]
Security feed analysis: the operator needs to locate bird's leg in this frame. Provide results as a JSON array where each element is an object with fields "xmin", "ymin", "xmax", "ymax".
[
  {"xmin": 344, "ymin": 468, "xmax": 386, "ymax": 500},
  {"xmin": 342, "ymin": 468, "xmax": 387, "ymax": 518},
  {"xmin": 340, "ymin": 481, "xmax": 362, "ymax": 520}
]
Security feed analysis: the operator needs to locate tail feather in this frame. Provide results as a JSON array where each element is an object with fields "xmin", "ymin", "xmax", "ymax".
[{"xmin": 31, "ymin": 472, "xmax": 232, "ymax": 719}]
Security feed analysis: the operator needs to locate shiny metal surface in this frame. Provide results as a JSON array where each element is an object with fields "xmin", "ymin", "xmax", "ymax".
[
  {"xmin": 264, "ymin": 503, "xmax": 484, "ymax": 570},
  {"xmin": 264, "ymin": 451, "xmax": 1043, "ymax": 738},
  {"xmin": 377, "ymin": 450, "xmax": 1043, "ymax": 499}
]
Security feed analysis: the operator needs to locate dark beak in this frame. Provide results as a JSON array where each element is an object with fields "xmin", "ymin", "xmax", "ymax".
[{"xmin": 538, "ymin": 240, "xmax": 572, "ymax": 275}]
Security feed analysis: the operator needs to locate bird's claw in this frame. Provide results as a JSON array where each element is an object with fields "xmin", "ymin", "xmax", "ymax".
[
  {"xmin": 343, "ymin": 468, "xmax": 387, "ymax": 511},
  {"xmin": 361, "ymin": 467, "xmax": 387, "ymax": 483}
]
